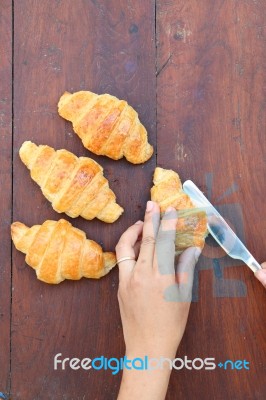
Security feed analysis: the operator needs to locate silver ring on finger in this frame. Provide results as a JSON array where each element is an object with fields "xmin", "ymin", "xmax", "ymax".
[{"xmin": 117, "ymin": 256, "xmax": 136, "ymax": 265}]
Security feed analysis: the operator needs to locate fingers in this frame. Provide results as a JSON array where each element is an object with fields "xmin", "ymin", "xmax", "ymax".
[
  {"xmin": 155, "ymin": 207, "xmax": 178, "ymax": 275},
  {"xmin": 255, "ymin": 262, "xmax": 266, "ymax": 288},
  {"xmin": 115, "ymin": 221, "xmax": 143, "ymax": 280},
  {"xmin": 137, "ymin": 201, "xmax": 160, "ymax": 270},
  {"xmin": 133, "ymin": 239, "xmax": 142, "ymax": 258},
  {"xmin": 175, "ymin": 247, "xmax": 201, "ymax": 300},
  {"xmin": 163, "ymin": 247, "xmax": 201, "ymax": 303}
]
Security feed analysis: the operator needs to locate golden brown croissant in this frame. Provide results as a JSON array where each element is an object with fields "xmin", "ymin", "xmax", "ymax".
[
  {"xmin": 151, "ymin": 167, "xmax": 208, "ymax": 254},
  {"xmin": 58, "ymin": 90, "xmax": 153, "ymax": 164},
  {"xmin": 11, "ymin": 219, "xmax": 117, "ymax": 284},
  {"xmin": 19, "ymin": 141, "xmax": 123, "ymax": 223}
]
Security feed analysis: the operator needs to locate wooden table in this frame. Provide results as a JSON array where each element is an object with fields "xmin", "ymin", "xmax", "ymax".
[{"xmin": 1, "ymin": 1, "xmax": 265, "ymax": 399}]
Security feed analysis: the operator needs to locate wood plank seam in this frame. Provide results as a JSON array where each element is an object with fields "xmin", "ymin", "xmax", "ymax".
[
  {"xmin": 8, "ymin": 1, "xmax": 14, "ymax": 398},
  {"xmin": 0, "ymin": 0, "xmax": 12, "ymax": 397}
]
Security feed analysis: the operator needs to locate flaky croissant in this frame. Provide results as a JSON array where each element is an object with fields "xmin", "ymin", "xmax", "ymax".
[
  {"xmin": 19, "ymin": 141, "xmax": 123, "ymax": 223},
  {"xmin": 151, "ymin": 167, "xmax": 208, "ymax": 254},
  {"xmin": 58, "ymin": 90, "xmax": 153, "ymax": 164},
  {"xmin": 11, "ymin": 219, "xmax": 117, "ymax": 284}
]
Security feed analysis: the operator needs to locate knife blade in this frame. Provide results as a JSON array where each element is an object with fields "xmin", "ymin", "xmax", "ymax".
[{"xmin": 183, "ymin": 180, "xmax": 262, "ymax": 273}]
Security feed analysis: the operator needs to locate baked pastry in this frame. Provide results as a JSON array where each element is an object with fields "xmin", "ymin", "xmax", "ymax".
[
  {"xmin": 11, "ymin": 219, "xmax": 116, "ymax": 284},
  {"xmin": 58, "ymin": 90, "xmax": 153, "ymax": 164},
  {"xmin": 19, "ymin": 141, "xmax": 123, "ymax": 223},
  {"xmin": 151, "ymin": 167, "xmax": 208, "ymax": 254}
]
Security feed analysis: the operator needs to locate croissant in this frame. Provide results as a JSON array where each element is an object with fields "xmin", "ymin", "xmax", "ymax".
[
  {"xmin": 58, "ymin": 90, "xmax": 153, "ymax": 164},
  {"xmin": 19, "ymin": 141, "xmax": 123, "ymax": 223},
  {"xmin": 11, "ymin": 219, "xmax": 117, "ymax": 284},
  {"xmin": 151, "ymin": 167, "xmax": 208, "ymax": 254}
]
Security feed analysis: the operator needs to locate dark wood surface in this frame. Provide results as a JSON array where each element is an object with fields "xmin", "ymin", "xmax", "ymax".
[
  {"xmin": 157, "ymin": 2, "xmax": 266, "ymax": 399},
  {"xmin": 0, "ymin": 0, "xmax": 265, "ymax": 398},
  {"xmin": 0, "ymin": 0, "xmax": 12, "ymax": 395}
]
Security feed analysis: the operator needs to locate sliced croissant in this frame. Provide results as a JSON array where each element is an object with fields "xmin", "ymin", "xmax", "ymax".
[
  {"xmin": 11, "ymin": 219, "xmax": 116, "ymax": 284},
  {"xmin": 58, "ymin": 90, "xmax": 153, "ymax": 164},
  {"xmin": 19, "ymin": 141, "xmax": 123, "ymax": 223},
  {"xmin": 151, "ymin": 167, "xmax": 208, "ymax": 254}
]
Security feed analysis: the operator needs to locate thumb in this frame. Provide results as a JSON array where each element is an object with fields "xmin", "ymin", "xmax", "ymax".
[{"xmin": 254, "ymin": 262, "xmax": 266, "ymax": 289}]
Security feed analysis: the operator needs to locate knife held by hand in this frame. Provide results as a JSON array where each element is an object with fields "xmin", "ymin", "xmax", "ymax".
[{"xmin": 183, "ymin": 180, "xmax": 262, "ymax": 273}]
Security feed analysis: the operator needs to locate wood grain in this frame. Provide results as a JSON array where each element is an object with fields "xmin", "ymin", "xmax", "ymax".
[
  {"xmin": 4, "ymin": 0, "xmax": 266, "ymax": 398},
  {"xmin": 0, "ymin": 0, "xmax": 12, "ymax": 396},
  {"xmin": 156, "ymin": 1, "xmax": 266, "ymax": 399},
  {"xmin": 12, "ymin": 0, "xmax": 155, "ymax": 399}
]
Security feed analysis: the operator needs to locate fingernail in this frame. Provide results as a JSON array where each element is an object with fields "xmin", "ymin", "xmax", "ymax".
[
  {"xmin": 135, "ymin": 220, "xmax": 143, "ymax": 225},
  {"xmin": 194, "ymin": 247, "xmax": 202, "ymax": 262},
  {"xmin": 146, "ymin": 201, "xmax": 154, "ymax": 212},
  {"xmin": 165, "ymin": 206, "xmax": 175, "ymax": 213}
]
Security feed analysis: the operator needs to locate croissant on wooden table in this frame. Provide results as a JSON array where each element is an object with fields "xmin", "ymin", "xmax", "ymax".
[
  {"xmin": 58, "ymin": 90, "xmax": 153, "ymax": 164},
  {"xmin": 11, "ymin": 219, "xmax": 117, "ymax": 284},
  {"xmin": 151, "ymin": 167, "xmax": 208, "ymax": 254},
  {"xmin": 19, "ymin": 141, "xmax": 123, "ymax": 223}
]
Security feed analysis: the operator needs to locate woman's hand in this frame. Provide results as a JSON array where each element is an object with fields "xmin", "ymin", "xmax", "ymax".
[
  {"xmin": 116, "ymin": 201, "xmax": 201, "ymax": 400},
  {"xmin": 255, "ymin": 262, "xmax": 266, "ymax": 288}
]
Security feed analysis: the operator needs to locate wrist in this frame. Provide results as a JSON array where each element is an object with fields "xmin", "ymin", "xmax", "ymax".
[
  {"xmin": 118, "ymin": 356, "xmax": 172, "ymax": 400},
  {"xmin": 125, "ymin": 342, "xmax": 179, "ymax": 360}
]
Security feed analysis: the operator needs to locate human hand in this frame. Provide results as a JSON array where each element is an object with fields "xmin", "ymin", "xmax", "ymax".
[
  {"xmin": 116, "ymin": 201, "xmax": 201, "ymax": 400},
  {"xmin": 255, "ymin": 262, "xmax": 266, "ymax": 288}
]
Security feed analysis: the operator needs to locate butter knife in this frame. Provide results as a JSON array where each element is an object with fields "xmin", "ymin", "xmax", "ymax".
[{"xmin": 183, "ymin": 180, "xmax": 262, "ymax": 273}]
